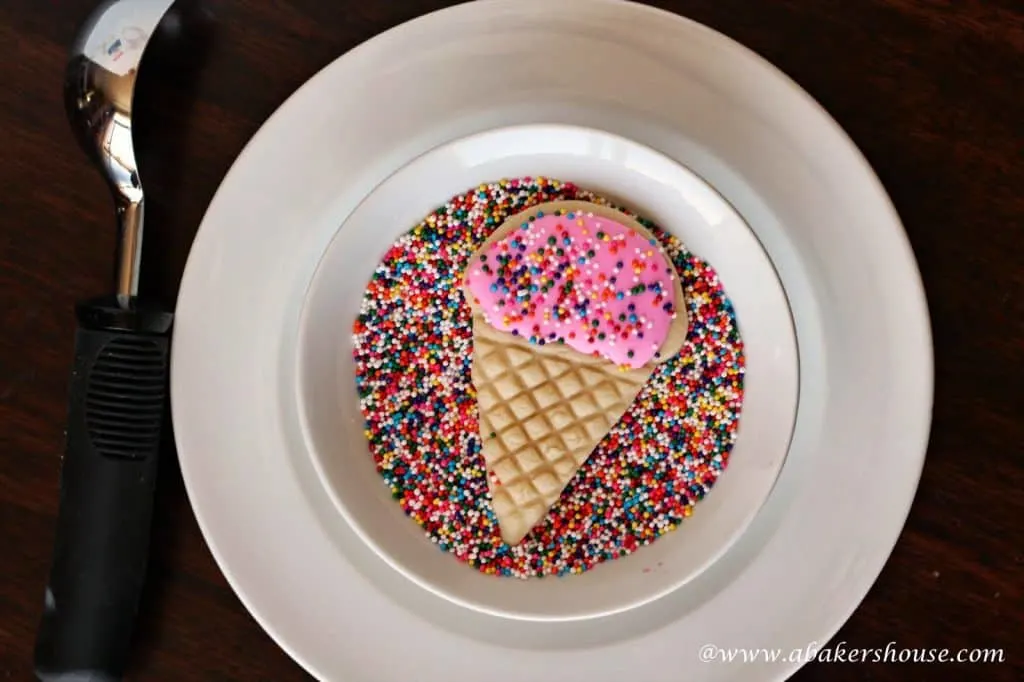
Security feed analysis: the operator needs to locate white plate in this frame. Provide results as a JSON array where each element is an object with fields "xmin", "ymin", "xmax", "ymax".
[
  {"xmin": 297, "ymin": 123, "xmax": 798, "ymax": 621},
  {"xmin": 172, "ymin": 1, "xmax": 932, "ymax": 680}
]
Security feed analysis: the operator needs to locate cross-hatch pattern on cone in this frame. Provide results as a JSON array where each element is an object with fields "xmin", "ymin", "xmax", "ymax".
[{"xmin": 473, "ymin": 312, "xmax": 650, "ymax": 545}]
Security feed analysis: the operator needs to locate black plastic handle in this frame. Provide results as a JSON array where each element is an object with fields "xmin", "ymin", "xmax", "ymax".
[{"xmin": 34, "ymin": 297, "xmax": 173, "ymax": 682}]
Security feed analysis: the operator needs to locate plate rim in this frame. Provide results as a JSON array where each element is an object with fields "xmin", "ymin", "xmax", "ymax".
[{"xmin": 170, "ymin": 1, "xmax": 934, "ymax": 680}]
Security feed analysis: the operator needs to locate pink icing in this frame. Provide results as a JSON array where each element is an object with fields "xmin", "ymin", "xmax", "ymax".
[{"xmin": 466, "ymin": 208, "xmax": 678, "ymax": 368}]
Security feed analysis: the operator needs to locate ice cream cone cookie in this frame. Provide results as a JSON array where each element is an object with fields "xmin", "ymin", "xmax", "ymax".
[{"xmin": 464, "ymin": 201, "xmax": 688, "ymax": 544}]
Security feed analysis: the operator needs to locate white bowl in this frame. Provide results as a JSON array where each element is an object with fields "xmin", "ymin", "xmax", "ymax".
[
  {"xmin": 172, "ymin": 1, "xmax": 932, "ymax": 678},
  {"xmin": 296, "ymin": 124, "xmax": 799, "ymax": 621}
]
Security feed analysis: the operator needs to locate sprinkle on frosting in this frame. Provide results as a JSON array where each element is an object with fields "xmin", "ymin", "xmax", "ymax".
[
  {"xmin": 466, "ymin": 209, "xmax": 677, "ymax": 368},
  {"xmin": 352, "ymin": 177, "xmax": 745, "ymax": 579}
]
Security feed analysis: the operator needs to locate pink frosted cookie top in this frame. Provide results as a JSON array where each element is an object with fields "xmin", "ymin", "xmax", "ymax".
[{"xmin": 466, "ymin": 208, "xmax": 678, "ymax": 368}]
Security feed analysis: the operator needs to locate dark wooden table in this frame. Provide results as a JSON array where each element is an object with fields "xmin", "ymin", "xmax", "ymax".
[{"xmin": 2, "ymin": 0, "xmax": 1021, "ymax": 679}]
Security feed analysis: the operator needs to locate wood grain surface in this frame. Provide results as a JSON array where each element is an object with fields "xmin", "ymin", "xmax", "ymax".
[{"xmin": 1, "ymin": 0, "xmax": 1021, "ymax": 680}]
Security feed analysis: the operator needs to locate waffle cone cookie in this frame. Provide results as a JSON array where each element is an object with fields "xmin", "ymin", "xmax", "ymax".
[{"xmin": 465, "ymin": 200, "xmax": 688, "ymax": 545}]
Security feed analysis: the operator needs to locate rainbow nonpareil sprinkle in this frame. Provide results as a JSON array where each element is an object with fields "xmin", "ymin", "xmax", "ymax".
[{"xmin": 352, "ymin": 178, "xmax": 745, "ymax": 578}]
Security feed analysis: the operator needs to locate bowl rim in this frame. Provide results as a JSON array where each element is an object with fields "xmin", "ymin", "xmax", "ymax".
[{"xmin": 292, "ymin": 121, "xmax": 801, "ymax": 622}]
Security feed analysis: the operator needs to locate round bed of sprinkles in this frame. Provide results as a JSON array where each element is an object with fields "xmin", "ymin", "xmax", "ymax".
[{"xmin": 352, "ymin": 177, "xmax": 745, "ymax": 579}]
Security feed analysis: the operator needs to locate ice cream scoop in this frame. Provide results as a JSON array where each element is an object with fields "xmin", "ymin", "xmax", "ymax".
[{"xmin": 35, "ymin": 2, "xmax": 179, "ymax": 680}]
